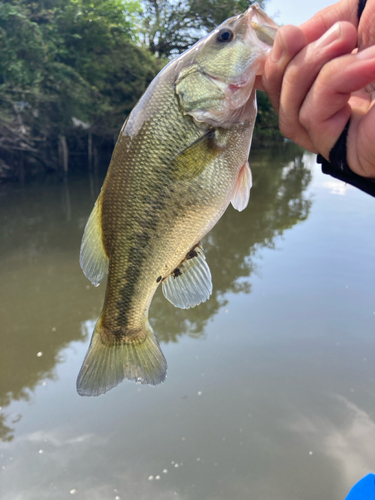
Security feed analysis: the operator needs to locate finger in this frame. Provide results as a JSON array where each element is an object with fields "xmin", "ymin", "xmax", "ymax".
[
  {"xmin": 358, "ymin": 0, "xmax": 375, "ymax": 49},
  {"xmin": 262, "ymin": 25, "xmax": 308, "ymax": 113},
  {"xmin": 300, "ymin": 45, "xmax": 375, "ymax": 164},
  {"xmin": 278, "ymin": 21, "xmax": 358, "ymax": 151},
  {"xmin": 351, "ymin": 105, "xmax": 375, "ymax": 177},
  {"xmin": 299, "ymin": 0, "xmax": 358, "ymax": 42}
]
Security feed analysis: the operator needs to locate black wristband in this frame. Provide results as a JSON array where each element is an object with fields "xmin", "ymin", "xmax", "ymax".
[{"xmin": 317, "ymin": 125, "xmax": 375, "ymax": 197}]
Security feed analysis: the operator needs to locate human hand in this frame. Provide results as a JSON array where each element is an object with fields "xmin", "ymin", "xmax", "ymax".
[{"xmin": 259, "ymin": 0, "xmax": 375, "ymax": 178}]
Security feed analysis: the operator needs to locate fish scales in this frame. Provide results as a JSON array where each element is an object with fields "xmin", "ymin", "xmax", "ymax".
[
  {"xmin": 101, "ymin": 90, "xmax": 234, "ymax": 329},
  {"xmin": 77, "ymin": 4, "xmax": 278, "ymax": 396}
]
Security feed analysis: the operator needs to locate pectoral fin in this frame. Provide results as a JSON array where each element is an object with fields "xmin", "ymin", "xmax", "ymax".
[
  {"xmin": 162, "ymin": 245, "xmax": 212, "ymax": 309},
  {"xmin": 171, "ymin": 130, "xmax": 222, "ymax": 180},
  {"xmin": 231, "ymin": 160, "xmax": 252, "ymax": 212},
  {"xmin": 80, "ymin": 195, "xmax": 109, "ymax": 286}
]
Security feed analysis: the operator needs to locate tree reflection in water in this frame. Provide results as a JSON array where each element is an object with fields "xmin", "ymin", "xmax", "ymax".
[{"xmin": 0, "ymin": 143, "xmax": 311, "ymax": 441}]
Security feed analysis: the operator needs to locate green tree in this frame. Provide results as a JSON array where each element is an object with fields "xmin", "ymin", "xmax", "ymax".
[
  {"xmin": 253, "ymin": 89, "xmax": 282, "ymax": 145},
  {"xmin": 0, "ymin": 0, "xmax": 281, "ymax": 181},
  {"xmin": 139, "ymin": 0, "xmax": 265, "ymax": 58},
  {"xmin": 0, "ymin": 0, "xmax": 159, "ymax": 178}
]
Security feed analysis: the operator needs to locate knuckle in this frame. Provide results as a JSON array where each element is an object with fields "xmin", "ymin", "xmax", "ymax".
[
  {"xmin": 278, "ymin": 114, "xmax": 298, "ymax": 141},
  {"xmin": 318, "ymin": 61, "xmax": 335, "ymax": 85},
  {"xmin": 299, "ymin": 106, "xmax": 313, "ymax": 131},
  {"xmin": 283, "ymin": 66, "xmax": 301, "ymax": 90}
]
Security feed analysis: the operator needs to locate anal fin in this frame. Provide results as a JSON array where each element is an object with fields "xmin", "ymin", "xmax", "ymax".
[
  {"xmin": 231, "ymin": 160, "xmax": 252, "ymax": 212},
  {"xmin": 80, "ymin": 195, "xmax": 109, "ymax": 286},
  {"xmin": 162, "ymin": 245, "xmax": 212, "ymax": 309}
]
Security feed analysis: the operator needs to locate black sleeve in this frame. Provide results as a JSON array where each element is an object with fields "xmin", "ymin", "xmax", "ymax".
[
  {"xmin": 358, "ymin": 0, "xmax": 367, "ymax": 19},
  {"xmin": 317, "ymin": 123, "xmax": 375, "ymax": 197}
]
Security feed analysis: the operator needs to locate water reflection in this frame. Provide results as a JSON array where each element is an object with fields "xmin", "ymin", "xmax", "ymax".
[
  {"xmin": 322, "ymin": 179, "xmax": 353, "ymax": 196},
  {"xmin": 0, "ymin": 143, "xmax": 311, "ymax": 441},
  {"xmin": 290, "ymin": 395, "xmax": 375, "ymax": 481},
  {"xmin": 0, "ymin": 179, "xmax": 97, "ymax": 441}
]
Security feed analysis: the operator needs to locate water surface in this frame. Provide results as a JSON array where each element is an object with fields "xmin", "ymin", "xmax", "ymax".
[{"xmin": 0, "ymin": 145, "xmax": 374, "ymax": 500}]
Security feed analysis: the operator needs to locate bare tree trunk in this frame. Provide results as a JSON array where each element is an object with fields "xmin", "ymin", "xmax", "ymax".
[
  {"xmin": 93, "ymin": 145, "xmax": 98, "ymax": 174},
  {"xmin": 58, "ymin": 134, "xmax": 69, "ymax": 177},
  {"xmin": 18, "ymin": 151, "xmax": 25, "ymax": 185},
  {"xmin": 62, "ymin": 177, "xmax": 72, "ymax": 222},
  {"xmin": 88, "ymin": 131, "xmax": 93, "ymax": 171}
]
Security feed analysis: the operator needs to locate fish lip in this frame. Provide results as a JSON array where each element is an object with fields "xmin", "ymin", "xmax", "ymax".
[{"xmin": 208, "ymin": 73, "xmax": 253, "ymax": 93}]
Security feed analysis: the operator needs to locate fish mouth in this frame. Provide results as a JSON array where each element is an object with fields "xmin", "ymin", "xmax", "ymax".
[
  {"xmin": 208, "ymin": 75, "xmax": 247, "ymax": 93},
  {"xmin": 179, "ymin": 4, "xmax": 278, "ymax": 127},
  {"xmin": 208, "ymin": 70, "xmax": 255, "ymax": 93},
  {"xmin": 206, "ymin": 73, "xmax": 256, "ymax": 126},
  {"xmin": 244, "ymin": 4, "xmax": 278, "ymax": 48},
  {"xmin": 207, "ymin": 5, "xmax": 277, "ymax": 96}
]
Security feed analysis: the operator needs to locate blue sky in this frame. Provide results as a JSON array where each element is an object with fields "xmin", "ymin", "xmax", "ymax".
[{"xmin": 265, "ymin": 0, "xmax": 336, "ymax": 26}]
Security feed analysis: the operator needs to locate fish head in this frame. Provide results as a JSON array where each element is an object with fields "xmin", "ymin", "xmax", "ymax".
[{"xmin": 175, "ymin": 3, "xmax": 278, "ymax": 127}]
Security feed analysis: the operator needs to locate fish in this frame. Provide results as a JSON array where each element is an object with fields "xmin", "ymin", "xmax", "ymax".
[{"xmin": 77, "ymin": 3, "xmax": 278, "ymax": 396}]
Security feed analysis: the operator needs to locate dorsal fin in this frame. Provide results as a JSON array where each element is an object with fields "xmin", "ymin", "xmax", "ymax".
[
  {"xmin": 162, "ymin": 245, "xmax": 212, "ymax": 309},
  {"xmin": 80, "ymin": 196, "xmax": 109, "ymax": 286},
  {"xmin": 231, "ymin": 160, "xmax": 252, "ymax": 212}
]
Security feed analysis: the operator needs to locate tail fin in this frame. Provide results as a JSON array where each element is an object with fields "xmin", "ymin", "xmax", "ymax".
[{"xmin": 77, "ymin": 320, "xmax": 167, "ymax": 397}]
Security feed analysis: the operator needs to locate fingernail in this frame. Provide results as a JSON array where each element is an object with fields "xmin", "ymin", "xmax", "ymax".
[
  {"xmin": 270, "ymin": 31, "xmax": 285, "ymax": 63},
  {"xmin": 315, "ymin": 23, "xmax": 341, "ymax": 48}
]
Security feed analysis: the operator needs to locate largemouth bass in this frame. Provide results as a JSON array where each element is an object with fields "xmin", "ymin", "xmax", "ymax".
[{"xmin": 77, "ymin": 4, "xmax": 277, "ymax": 396}]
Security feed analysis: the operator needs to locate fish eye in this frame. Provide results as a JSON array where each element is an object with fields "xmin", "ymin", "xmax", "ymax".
[{"xmin": 216, "ymin": 28, "xmax": 234, "ymax": 43}]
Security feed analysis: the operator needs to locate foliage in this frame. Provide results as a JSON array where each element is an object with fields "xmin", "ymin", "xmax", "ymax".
[
  {"xmin": 253, "ymin": 90, "xmax": 282, "ymax": 145},
  {"xmin": 0, "ymin": 0, "xmax": 281, "ymax": 181},
  {"xmin": 0, "ymin": 0, "xmax": 159, "ymax": 178},
  {"xmin": 139, "ymin": 0, "xmax": 265, "ymax": 58}
]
